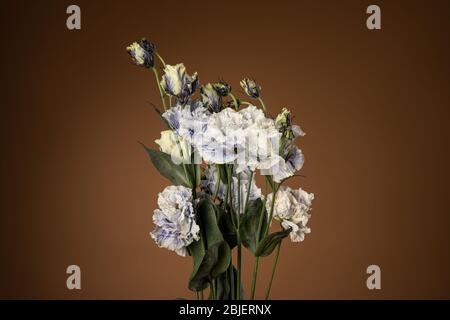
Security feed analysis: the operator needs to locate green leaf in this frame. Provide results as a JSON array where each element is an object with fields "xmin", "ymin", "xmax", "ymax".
[
  {"xmin": 141, "ymin": 145, "xmax": 192, "ymax": 187},
  {"xmin": 214, "ymin": 268, "xmax": 230, "ymax": 300},
  {"xmin": 213, "ymin": 265, "xmax": 244, "ymax": 300},
  {"xmin": 216, "ymin": 205, "xmax": 237, "ymax": 249},
  {"xmin": 218, "ymin": 164, "xmax": 228, "ymax": 184},
  {"xmin": 149, "ymin": 104, "xmax": 171, "ymax": 129},
  {"xmin": 187, "ymin": 235, "xmax": 207, "ymax": 291},
  {"xmin": 255, "ymin": 228, "xmax": 291, "ymax": 257},
  {"xmin": 195, "ymin": 163, "xmax": 202, "ymax": 188},
  {"xmin": 239, "ymin": 199, "xmax": 267, "ymax": 254},
  {"xmin": 188, "ymin": 197, "xmax": 231, "ymax": 291}
]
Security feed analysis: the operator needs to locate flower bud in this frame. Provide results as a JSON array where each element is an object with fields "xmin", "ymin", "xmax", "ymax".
[
  {"xmin": 126, "ymin": 38, "xmax": 155, "ymax": 68},
  {"xmin": 240, "ymin": 78, "xmax": 261, "ymax": 99},
  {"xmin": 213, "ymin": 81, "xmax": 231, "ymax": 96},
  {"xmin": 201, "ymin": 83, "xmax": 222, "ymax": 112}
]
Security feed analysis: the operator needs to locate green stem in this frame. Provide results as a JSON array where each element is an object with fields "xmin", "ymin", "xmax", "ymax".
[
  {"xmin": 250, "ymin": 183, "xmax": 278, "ymax": 299},
  {"xmin": 210, "ymin": 280, "xmax": 216, "ymax": 300},
  {"xmin": 227, "ymin": 165, "xmax": 236, "ymax": 228},
  {"xmin": 155, "ymin": 52, "xmax": 166, "ymax": 66},
  {"xmin": 265, "ymin": 184, "xmax": 279, "ymax": 237},
  {"xmin": 151, "ymin": 67, "xmax": 167, "ymax": 111},
  {"xmin": 257, "ymin": 97, "xmax": 266, "ymax": 113},
  {"xmin": 229, "ymin": 93, "xmax": 239, "ymax": 110},
  {"xmin": 244, "ymin": 171, "xmax": 254, "ymax": 214},
  {"xmin": 250, "ymin": 257, "xmax": 259, "ymax": 300},
  {"xmin": 230, "ymin": 259, "xmax": 235, "ymax": 300},
  {"xmin": 196, "ymin": 291, "xmax": 200, "ymax": 300},
  {"xmin": 265, "ymin": 242, "xmax": 282, "ymax": 300},
  {"xmin": 236, "ymin": 173, "xmax": 241, "ymax": 300},
  {"xmin": 214, "ymin": 165, "xmax": 221, "ymax": 200}
]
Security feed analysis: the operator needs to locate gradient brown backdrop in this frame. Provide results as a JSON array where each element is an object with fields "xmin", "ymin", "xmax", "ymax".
[{"xmin": 1, "ymin": 0, "xmax": 449, "ymax": 299}]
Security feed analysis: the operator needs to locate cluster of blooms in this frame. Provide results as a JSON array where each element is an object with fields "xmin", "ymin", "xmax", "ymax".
[{"xmin": 127, "ymin": 38, "xmax": 314, "ymax": 257}]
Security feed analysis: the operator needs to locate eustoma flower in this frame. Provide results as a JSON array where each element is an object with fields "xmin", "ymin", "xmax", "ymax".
[
  {"xmin": 162, "ymin": 100, "xmax": 210, "ymax": 149},
  {"xmin": 126, "ymin": 38, "xmax": 155, "ymax": 68},
  {"xmin": 266, "ymin": 186, "xmax": 314, "ymax": 242},
  {"xmin": 155, "ymin": 130, "xmax": 192, "ymax": 164},
  {"xmin": 160, "ymin": 63, "xmax": 199, "ymax": 103},
  {"xmin": 240, "ymin": 78, "xmax": 261, "ymax": 99},
  {"xmin": 261, "ymin": 108, "xmax": 305, "ymax": 182},
  {"xmin": 150, "ymin": 185, "xmax": 200, "ymax": 256}
]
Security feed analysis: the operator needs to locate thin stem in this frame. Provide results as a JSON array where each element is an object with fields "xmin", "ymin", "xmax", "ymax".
[
  {"xmin": 227, "ymin": 165, "xmax": 236, "ymax": 228},
  {"xmin": 265, "ymin": 242, "xmax": 282, "ymax": 300},
  {"xmin": 257, "ymin": 97, "xmax": 267, "ymax": 113},
  {"xmin": 230, "ymin": 259, "xmax": 235, "ymax": 300},
  {"xmin": 237, "ymin": 244, "xmax": 242, "ymax": 300},
  {"xmin": 236, "ymin": 173, "xmax": 241, "ymax": 300},
  {"xmin": 210, "ymin": 280, "xmax": 216, "ymax": 300},
  {"xmin": 250, "ymin": 257, "xmax": 259, "ymax": 300},
  {"xmin": 155, "ymin": 52, "xmax": 166, "ymax": 66},
  {"xmin": 214, "ymin": 165, "xmax": 221, "ymax": 200},
  {"xmin": 250, "ymin": 197, "xmax": 267, "ymax": 299},
  {"xmin": 229, "ymin": 93, "xmax": 239, "ymax": 110},
  {"xmin": 265, "ymin": 184, "xmax": 279, "ymax": 237},
  {"xmin": 250, "ymin": 183, "xmax": 278, "ymax": 299},
  {"xmin": 196, "ymin": 291, "xmax": 200, "ymax": 300},
  {"xmin": 151, "ymin": 67, "xmax": 167, "ymax": 111},
  {"xmin": 244, "ymin": 171, "xmax": 254, "ymax": 214}
]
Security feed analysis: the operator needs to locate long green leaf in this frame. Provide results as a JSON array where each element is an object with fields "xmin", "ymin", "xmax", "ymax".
[
  {"xmin": 240, "ymin": 199, "xmax": 268, "ymax": 254},
  {"xmin": 255, "ymin": 228, "xmax": 291, "ymax": 257},
  {"xmin": 188, "ymin": 197, "xmax": 231, "ymax": 291},
  {"xmin": 141, "ymin": 145, "xmax": 192, "ymax": 187}
]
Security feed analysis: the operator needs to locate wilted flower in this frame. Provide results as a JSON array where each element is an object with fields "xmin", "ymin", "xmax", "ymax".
[
  {"xmin": 266, "ymin": 146, "xmax": 304, "ymax": 183},
  {"xmin": 213, "ymin": 81, "xmax": 231, "ymax": 96},
  {"xmin": 266, "ymin": 186, "xmax": 314, "ymax": 242},
  {"xmin": 155, "ymin": 130, "xmax": 193, "ymax": 164},
  {"xmin": 202, "ymin": 166, "xmax": 262, "ymax": 213},
  {"xmin": 160, "ymin": 63, "xmax": 199, "ymax": 102},
  {"xmin": 275, "ymin": 108, "xmax": 305, "ymax": 140},
  {"xmin": 240, "ymin": 78, "xmax": 261, "ymax": 99},
  {"xmin": 150, "ymin": 185, "xmax": 200, "ymax": 256},
  {"xmin": 126, "ymin": 38, "xmax": 155, "ymax": 68},
  {"xmin": 201, "ymin": 83, "xmax": 223, "ymax": 113}
]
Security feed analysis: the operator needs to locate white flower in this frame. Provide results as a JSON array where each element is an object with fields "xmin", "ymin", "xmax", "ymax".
[
  {"xmin": 265, "ymin": 146, "xmax": 304, "ymax": 183},
  {"xmin": 202, "ymin": 166, "xmax": 262, "ymax": 213},
  {"xmin": 150, "ymin": 185, "xmax": 200, "ymax": 256},
  {"xmin": 198, "ymin": 108, "xmax": 247, "ymax": 164},
  {"xmin": 160, "ymin": 63, "xmax": 199, "ymax": 102},
  {"xmin": 162, "ymin": 101, "xmax": 210, "ymax": 149},
  {"xmin": 236, "ymin": 105, "xmax": 282, "ymax": 173},
  {"xmin": 155, "ymin": 130, "xmax": 192, "ymax": 164},
  {"xmin": 197, "ymin": 105, "xmax": 281, "ymax": 170},
  {"xmin": 266, "ymin": 186, "xmax": 314, "ymax": 242}
]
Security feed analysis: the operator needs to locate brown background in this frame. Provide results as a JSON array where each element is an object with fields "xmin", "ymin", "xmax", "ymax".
[{"xmin": 1, "ymin": 0, "xmax": 449, "ymax": 299}]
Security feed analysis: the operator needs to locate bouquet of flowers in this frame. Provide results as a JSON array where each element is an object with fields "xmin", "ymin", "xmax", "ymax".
[{"xmin": 127, "ymin": 38, "xmax": 314, "ymax": 300}]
